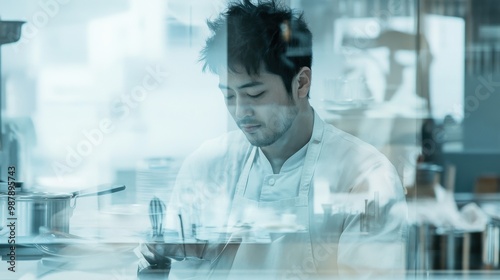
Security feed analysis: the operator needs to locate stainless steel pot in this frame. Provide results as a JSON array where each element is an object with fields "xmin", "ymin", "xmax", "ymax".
[
  {"xmin": 0, "ymin": 20, "xmax": 24, "ymax": 45},
  {"xmin": 0, "ymin": 184, "xmax": 125, "ymax": 237}
]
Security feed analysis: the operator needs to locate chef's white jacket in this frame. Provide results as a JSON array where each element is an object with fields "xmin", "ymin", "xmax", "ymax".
[{"xmin": 169, "ymin": 111, "xmax": 408, "ymax": 279}]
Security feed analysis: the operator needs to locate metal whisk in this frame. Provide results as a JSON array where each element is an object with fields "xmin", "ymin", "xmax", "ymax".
[{"xmin": 149, "ymin": 196, "xmax": 166, "ymax": 238}]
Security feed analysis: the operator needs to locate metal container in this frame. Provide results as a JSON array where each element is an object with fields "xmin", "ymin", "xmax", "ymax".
[
  {"xmin": 407, "ymin": 224, "xmax": 487, "ymax": 271},
  {"xmin": 0, "ymin": 20, "xmax": 25, "ymax": 45},
  {"xmin": 416, "ymin": 163, "xmax": 443, "ymax": 186},
  {"xmin": 482, "ymin": 222, "xmax": 500, "ymax": 269},
  {"xmin": 0, "ymin": 184, "xmax": 125, "ymax": 237}
]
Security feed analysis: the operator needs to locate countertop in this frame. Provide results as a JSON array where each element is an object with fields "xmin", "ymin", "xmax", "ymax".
[{"xmin": 2, "ymin": 199, "xmax": 500, "ymax": 279}]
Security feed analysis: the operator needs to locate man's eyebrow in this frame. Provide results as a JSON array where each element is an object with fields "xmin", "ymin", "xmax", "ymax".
[{"xmin": 218, "ymin": 81, "xmax": 264, "ymax": 90}]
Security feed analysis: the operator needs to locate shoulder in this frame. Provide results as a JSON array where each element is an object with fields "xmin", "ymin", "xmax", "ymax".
[
  {"xmin": 317, "ymin": 120, "xmax": 400, "ymax": 191},
  {"xmin": 321, "ymin": 121, "xmax": 386, "ymax": 163}
]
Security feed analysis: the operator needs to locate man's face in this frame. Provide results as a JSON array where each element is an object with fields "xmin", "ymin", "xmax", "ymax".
[{"xmin": 218, "ymin": 65, "xmax": 299, "ymax": 147}]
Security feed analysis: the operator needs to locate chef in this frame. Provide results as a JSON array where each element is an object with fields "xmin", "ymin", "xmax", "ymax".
[{"xmin": 164, "ymin": 0, "xmax": 408, "ymax": 278}]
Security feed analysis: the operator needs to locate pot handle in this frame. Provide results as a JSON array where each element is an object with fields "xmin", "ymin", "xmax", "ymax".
[{"xmin": 72, "ymin": 184, "xmax": 126, "ymax": 199}]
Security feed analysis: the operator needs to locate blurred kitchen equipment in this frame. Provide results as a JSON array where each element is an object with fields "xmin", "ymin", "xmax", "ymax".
[
  {"xmin": 443, "ymin": 164, "xmax": 456, "ymax": 193},
  {"xmin": 416, "ymin": 163, "xmax": 443, "ymax": 184},
  {"xmin": 323, "ymin": 76, "xmax": 374, "ymax": 113},
  {"xmin": 407, "ymin": 224, "xmax": 433, "ymax": 271},
  {"xmin": 133, "ymin": 160, "xmax": 178, "ymax": 277},
  {"xmin": 0, "ymin": 20, "xmax": 25, "ymax": 185},
  {"xmin": 31, "ymin": 226, "xmax": 138, "ymax": 274},
  {"xmin": 339, "ymin": 28, "xmax": 432, "ymax": 105},
  {"xmin": 33, "ymin": 226, "xmax": 136, "ymax": 259},
  {"xmin": 407, "ymin": 224, "xmax": 484, "ymax": 271},
  {"xmin": 420, "ymin": 118, "xmax": 444, "ymax": 166},
  {"xmin": 149, "ymin": 196, "xmax": 166, "ymax": 239},
  {"xmin": 482, "ymin": 221, "xmax": 500, "ymax": 269},
  {"xmin": 0, "ymin": 117, "xmax": 36, "ymax": 184},
  {"xmin": 138, "ymin": 197, "xmax": 171, "ymax": 279},
  {"xmin": 178, "ymin": 214, "xmax": 188, "ymax": 257},
  {"xmin": 135, "ymin": 157, "xmax": 180, "ymax": 206},
  {"xmin": 0, "ymin": 184, "xmax": 125, "ymax": 237},
  {"xmin": 0, "ymin": 20, "xmax": 24, "ymax": 45},
  {"xmin": 0, "ymin": 20, "xmax": 24, "ymax": 151},
  {"xmin": 407, "ymin": 163, "xmax": 443, "ymax": 198}
]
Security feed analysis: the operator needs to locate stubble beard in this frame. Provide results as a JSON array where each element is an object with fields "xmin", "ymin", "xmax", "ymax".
[{"xmin": 246, "ymin": 105, "xmax": 299, "ymax": 147}]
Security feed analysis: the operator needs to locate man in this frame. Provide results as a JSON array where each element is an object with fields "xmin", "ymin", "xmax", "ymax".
[{"xmin": 159, "ymin": 1, "xmax": 407, "ymax": 279}]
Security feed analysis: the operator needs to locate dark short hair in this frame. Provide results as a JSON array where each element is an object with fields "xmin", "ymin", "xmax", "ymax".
[{"xmin": 200, "ymin": 0, "xmax": 313, "ymax": 94}]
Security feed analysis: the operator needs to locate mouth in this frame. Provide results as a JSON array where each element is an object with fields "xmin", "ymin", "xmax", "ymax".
[{"xmin": 240, "ymin": 124, "xmax": 261, "ymax": 133}]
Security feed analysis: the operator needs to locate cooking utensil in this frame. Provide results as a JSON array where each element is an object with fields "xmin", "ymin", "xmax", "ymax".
[
  {"xmin": 0, "ymin": 184, "xmax": 126, "ymax": 237},
  {"xmin": 148, "ymin": 196, "xmax": 166, "ymax": 238},
  {"xmin": 72, "ymin": 184, "xmax": 125, "ymax": 200},
  {"xmin": 178, "ymin": 214, "xmax": 187, "ymax": 257},
  {"xmin": 139, "ymin": 196, "xmax": 171, "ymax": 278}
]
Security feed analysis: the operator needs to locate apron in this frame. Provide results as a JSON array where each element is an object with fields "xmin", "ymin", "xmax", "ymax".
[{"xmin": 224, "ymin": 136, "xmax": 322, "ymax": 279}]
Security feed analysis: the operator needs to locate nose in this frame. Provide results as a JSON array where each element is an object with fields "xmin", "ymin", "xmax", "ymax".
[{"xmin": 233, "ymin": 96, "xmax": 253, "ymax": 120}]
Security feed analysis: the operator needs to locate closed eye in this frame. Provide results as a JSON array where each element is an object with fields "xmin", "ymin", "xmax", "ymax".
[{"xmin": 248, "ymin": 91, "xmax": 266, "ymax": 98}]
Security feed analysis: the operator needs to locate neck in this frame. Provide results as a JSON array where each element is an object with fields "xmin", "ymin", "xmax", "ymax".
[{"xmin": 261, "ymin": 107, "xmax": 314, "ymax": 173}]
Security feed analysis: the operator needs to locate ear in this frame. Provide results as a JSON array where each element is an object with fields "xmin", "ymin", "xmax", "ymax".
[{"xmin": 296, "ymin": 67, "xmax": 311, "ymax": 99}]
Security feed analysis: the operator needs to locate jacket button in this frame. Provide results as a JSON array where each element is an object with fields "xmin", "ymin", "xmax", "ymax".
[{"xmin": 268, "ymin": 178, "xmax": 275, "ymax": 185}]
